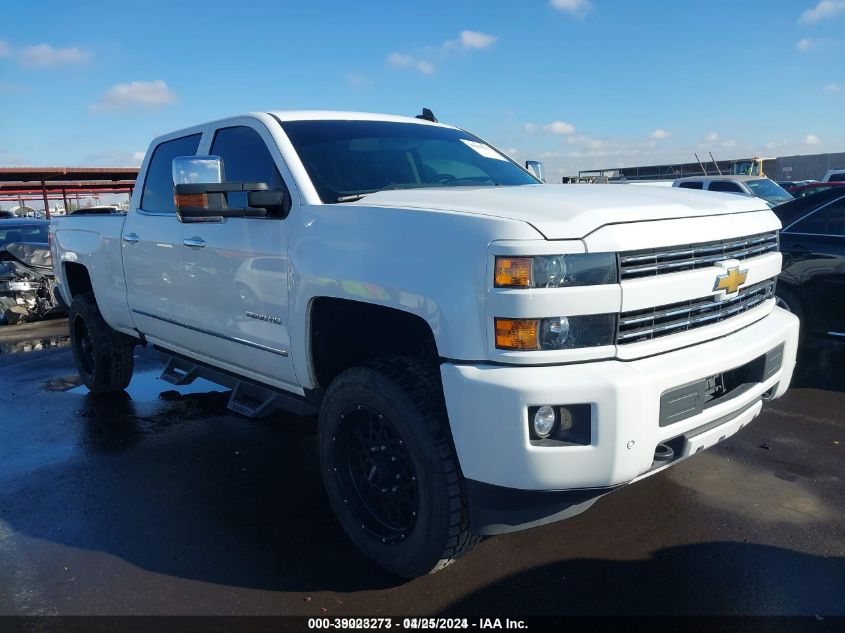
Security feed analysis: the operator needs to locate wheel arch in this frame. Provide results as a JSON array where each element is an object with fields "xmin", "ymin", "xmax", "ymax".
[{"xmin": 308, "ymin": 297, "xmax": 440, "ymax": 390}]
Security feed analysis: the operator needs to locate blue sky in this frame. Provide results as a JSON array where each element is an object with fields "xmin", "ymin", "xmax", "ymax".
[{"xmin": 1, "ymin": 0, "xmax": 843, "ymax": 182}]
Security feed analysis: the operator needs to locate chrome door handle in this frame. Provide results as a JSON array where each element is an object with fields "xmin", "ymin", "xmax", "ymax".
[
  {"xmin": 122, "ymin": 233, "xmax": 140, "ymax": 243},
  {"xmin": 183, "ymin": 238, "xmax": 206, "ymax": 248}
]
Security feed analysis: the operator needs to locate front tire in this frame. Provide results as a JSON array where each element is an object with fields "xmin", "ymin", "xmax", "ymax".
[
  {"xmin": 318, "ymin": 358, "xmax": 478, "ymax": 578},
  {"xmin": 69, "ymin": 292, "xmax": 135, "ymax": 394}
]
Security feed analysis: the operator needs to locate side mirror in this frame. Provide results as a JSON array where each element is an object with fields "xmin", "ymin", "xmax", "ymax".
[
  {"xmin": 172, "ymin": 155, "xmax": 290, "ymax": 220},
  {"xmin": 173, "ymin": 155, "xmax": 223, "ymax": 186},
  {"xmin": 525, "ymin": 160, "xmax": 545, "ymax": 183}
]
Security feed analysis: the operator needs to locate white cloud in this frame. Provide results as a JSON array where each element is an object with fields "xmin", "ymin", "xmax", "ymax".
[
  {"xmin": 650, "ymin": 129, "xmax": 671, "ymax": 139},
  {"xmin": 824, "ymin": 81, "xmax": 845, "ymax": 92},
  {"xmin": 550, "ymin": 0, "xmax": 593, "ymax": 17},
  {"xmin": 721, "ymin": 139, "xmax": 737, "ymax": 148},
  {"xmin": 796, "ymin": 37, "xmax": 833, "ymax": 51},
  {"xmin": 0, "ymin": 39, "xmax": 10, "ymax": 58},
  {"xmin": 798, "ymin": 0, "xmax": 845, "ymax": 24},
  {"xmin": 458, "ymin": 30, "xmax": 497, "ymax": 50},
  {"xmin": 524, "ymin": 120, "xmax": 576, "ymax": 135},
  {"xmin": 796, "ymin": 37, "xmax": 816, "ymax": 51},
  {"xmin": 545, "ymin": 120, "xmax": 576, "ymax": 134},
  {"xmin": 806, "ymin": 133, "xmax": 821, "ymax": 144},
  {"xmin": 389, "ymin": 30, "xmax": 495, "ymax": 76},
  {"xmin": 345, "ymin": 72, "xmax": 371, "ymax": 88},
  {"xmin": 705, "ymin": 131, "xmax": 720, "ymax": 142},
  {"xmin": 18, "ymin": 44, "xmax": 91, "ymax": 68},
  {"xmin": 91, "ymin": 80, "xmax": 177, "ymax": 111},
  {"xmin": 387, "ymin": 52, "xmax": 436, "ymax": 75}
]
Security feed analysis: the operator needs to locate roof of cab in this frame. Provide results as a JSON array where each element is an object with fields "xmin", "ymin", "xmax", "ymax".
[{"xmin": 265, "ymin": 110, "xmax": 448, "ymax": 127}]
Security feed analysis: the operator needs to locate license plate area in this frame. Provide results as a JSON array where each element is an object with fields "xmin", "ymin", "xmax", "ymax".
[{"xmin": 659, "ymin": 343, "xmax": 784, "ymax": 427}]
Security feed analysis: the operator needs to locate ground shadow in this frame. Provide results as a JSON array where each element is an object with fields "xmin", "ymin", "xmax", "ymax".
[{"xmin": 440, "ymin": 542, "xmax": 845, "ymax": 616}]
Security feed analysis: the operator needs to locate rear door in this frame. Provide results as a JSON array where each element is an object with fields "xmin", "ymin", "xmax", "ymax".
[
  {"xmin": 123, "ymin": 133, "xmax": 201, "ymax": 344},
  {"xmin": 178, "ymin": 121, "xmax": 298, "ymax": 389}
]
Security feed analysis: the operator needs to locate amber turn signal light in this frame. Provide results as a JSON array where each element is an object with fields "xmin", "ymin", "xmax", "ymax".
[
  {"xmin": 494, "ymin": 257, "xmax": 532, "ymax": 288},
  {"xmin": 495, "ymin": 318, "xmax": 540, "ymax": 350},
  {"xmin": 174, "ymin": 193, "xmax": 208, "ymax": 210}
]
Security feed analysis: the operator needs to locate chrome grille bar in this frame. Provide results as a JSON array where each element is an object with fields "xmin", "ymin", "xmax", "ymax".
[
  {"xmin": 617, "ymin": 280, "xmax": 775, "ymax": 344},
  {"xmin": 620, "ymin": 232, "xmax": 778, "ymax": 279}
]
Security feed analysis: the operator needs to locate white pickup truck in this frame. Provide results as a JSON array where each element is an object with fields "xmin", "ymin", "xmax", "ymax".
[{"xmin": 51, "ymin": 110, "xmax": 799, "ymax": 578}]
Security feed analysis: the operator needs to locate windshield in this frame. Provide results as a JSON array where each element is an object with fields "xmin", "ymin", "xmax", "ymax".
[
  {"xmin": 745, "ymin": 179, "xmax": 793, "ymax": 204},
  {"xmin": 279, "ymin": 120, "xmax": 538, "ymax": 203},
  {"xmin": 0, "ymin": 223, "xmax": 48, "ymax": 248}
]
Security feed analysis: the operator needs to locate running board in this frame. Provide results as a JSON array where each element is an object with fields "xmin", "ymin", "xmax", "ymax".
[{"xmin": 157, "ymin": 351, "xmax": 317, "ymax": 418}]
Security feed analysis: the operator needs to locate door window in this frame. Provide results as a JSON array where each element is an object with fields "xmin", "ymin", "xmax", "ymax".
[
  {"xmin": 708, "ymin": 181, "xmax": 744, "ymax": 193},
  {"xmin": 140, "ymin": 134, "xmax": 201, "ymax": 213},
  {"xmin": 210, "ymin": 126, "xmax": 286, "ymax": 211},
  {"xmin": 826, "ymin": 199, "xmax": 845, "ymax": 236},
  {"xmin": 678, "ymin": 181, "xmax": 704, "ymax": 189},
  {"xmin": 790, "ymin": 208, "xmax": 829, "ymax": 234}
]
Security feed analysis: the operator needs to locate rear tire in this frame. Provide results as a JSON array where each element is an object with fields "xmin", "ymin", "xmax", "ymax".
[
  {"xmin": 318, "ymin": 357, "xmax": 479, "ymax": 578},
  {"xmin": 69, "ymin": 292, "xmax": 135, "ymax": 394}
]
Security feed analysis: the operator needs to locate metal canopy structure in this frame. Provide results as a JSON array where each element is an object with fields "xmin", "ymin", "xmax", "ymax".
[{"xmin": 0, "ymin": 167, "xmax": 140, "ymax": 218}]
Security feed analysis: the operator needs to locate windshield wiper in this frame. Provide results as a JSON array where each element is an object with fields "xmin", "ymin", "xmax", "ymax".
[{"xmin": 337, "ymin": 193, "xmax": 372, "ymax": 203}]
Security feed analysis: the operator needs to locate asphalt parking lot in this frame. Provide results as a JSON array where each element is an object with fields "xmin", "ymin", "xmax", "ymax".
[{"xmin": 0, "ymin": 320, "xmax": 843, "ymax": 616}]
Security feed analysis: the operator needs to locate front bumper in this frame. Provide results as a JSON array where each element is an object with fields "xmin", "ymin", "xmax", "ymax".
[{"xmin": 441, "ymin": 307, "xmax": 799, "ymax": 531}]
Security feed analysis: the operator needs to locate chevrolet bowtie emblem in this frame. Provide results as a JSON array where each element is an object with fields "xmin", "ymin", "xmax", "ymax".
[{"xmin": 714, "ymin": 267, "xmax": 748, "ymax": 294}]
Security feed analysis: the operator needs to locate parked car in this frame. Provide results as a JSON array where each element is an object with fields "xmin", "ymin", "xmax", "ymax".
[
  {"xmin": 0, "ymin": 219, "xmax": 63, "ymax": 324},
  {"xmin": 773, "ymin": 188, "xmax": 845, "ymax": 341},
  {"xmin": 673, "ymin": 175, "xmax": 793, "ymax": 206},
  {"xmin": 70, "ymin": 205, "xmax": 125, "ymax": 215},
  {"xmin": 50, "ymin": 110, "xmax": 798, "ymax": 577},
  {"xmin": 821, "ymin": 168, "xmax": 845, "ymax": 183},
  {"xmin": 785, "ymin": 181, "xmax": 845, "ymax": 199}
]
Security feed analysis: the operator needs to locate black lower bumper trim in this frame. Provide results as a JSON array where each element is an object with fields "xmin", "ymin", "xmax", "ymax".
[{"xmin": 465, "ymin": 479, "xmax": 621, "ymax": 536}]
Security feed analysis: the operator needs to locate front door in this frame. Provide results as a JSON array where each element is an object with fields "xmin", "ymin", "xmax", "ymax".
[{"xmin": 178, "ymin": 123, "xmax": 297, "ymax": 389}]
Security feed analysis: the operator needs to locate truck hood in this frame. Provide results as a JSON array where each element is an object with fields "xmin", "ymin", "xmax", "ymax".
[{"xmin": 357, "ymin": 184, "xmax": 768, "ymax": 239}]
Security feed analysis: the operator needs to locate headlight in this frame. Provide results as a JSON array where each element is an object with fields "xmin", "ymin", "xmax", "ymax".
[
  {"xmin": 495, "ymin": 314, "xmax": 616, "ymax": 350},
  {"xmin": 495, "ymin": 253, "xmax": 617, "ymax": 288}
]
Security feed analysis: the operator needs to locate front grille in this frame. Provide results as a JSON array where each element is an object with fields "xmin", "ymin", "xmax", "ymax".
[
  {"xmin": 617, "ymin": 280, "xmax": 775, "ymax": 344},
  {"xmin": 619, "ymin": 231, "xmax": 779, "ymax": 280}
]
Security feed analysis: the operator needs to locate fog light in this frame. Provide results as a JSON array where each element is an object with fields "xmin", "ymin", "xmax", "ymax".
[{"xmin": 533, "ymin": 405, "xmax": 556, "ymax": 438}]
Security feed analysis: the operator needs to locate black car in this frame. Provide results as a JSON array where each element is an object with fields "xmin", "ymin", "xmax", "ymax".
[{"xmin": 773, "ymin": 188, "xmax": 845, "ymax": 341}]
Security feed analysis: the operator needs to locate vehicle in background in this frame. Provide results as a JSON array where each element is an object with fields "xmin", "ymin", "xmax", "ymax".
[
  {"xmin": 0, "ymin": 219, "xmax": 63, "ymax": 324},
  {"xmin": 70, "ymin": 205, "xmax": 125, "ymax": 215},
  {"xmin": 0, "ymin": 211, "xmax": 17, "ymax": 219},
  {"xmin": 625, "ymin": 180, "xmax": 675, "ymax": 187},
  {"xmin": 729, "ymin": 157, "xmax": 768, "ymax": 177},
  {"xmin": 821, "ymin": 168, "xmax": 845, "ymax": 183},
  {"xmin": 673, "ymin": 175, "xmax": 793, "ymax": 206},
  {"xmin": 778, "ymin": 180, "xmax": 816, "ymax": 191},
  {"xmin": 773, "ymin": 187, "xmax": 845, "ymax": 341},
  {"xmin": 784, "ymin": 181, "xmax": 845, "ymax": 199}
]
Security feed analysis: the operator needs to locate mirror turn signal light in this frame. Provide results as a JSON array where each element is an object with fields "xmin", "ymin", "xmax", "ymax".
[
  {"xmin": 495, "ymin": 318, "xmax": 540, "ymax": 350},
  {"xmin": 174, "ymin": 193, "xmax": 209, "ymax": 210},
  {"xmin": 495, "ymin": 257, "xmax": 532, "ymax": 288}
]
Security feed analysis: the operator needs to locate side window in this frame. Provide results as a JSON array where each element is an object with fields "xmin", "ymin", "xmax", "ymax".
[
  {"xmin": 678, "ymin": 181, "xmax": 703, "ymax": 190},
  {"xmin": 829, "ymin": 173, "xmax": 845, "ymax": 182},
  {"xmin": 708, "ymin": 181, "xmax": 743, "ymax": 193},
  {"xmin": 210, "ymin": 126, "xmax": 286, "ymax": 210},
  {"xmin": 789, "ymin": 208, "xmax": 829, "ymax": 234},
  {"xmin": 141, "ymin": 134, "xmax": 201, "ymax": 213},
  {"xmin": 826, "ymin": 199, "xmax": 845, "ymax": 236}
]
